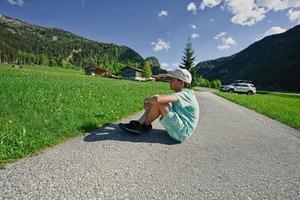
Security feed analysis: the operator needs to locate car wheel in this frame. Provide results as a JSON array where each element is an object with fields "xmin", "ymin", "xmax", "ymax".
[
  {"xmin": 228, "ymin": 89, "xmax": 234, "ymax": 93},
  {"xmin": 247, "ymin": 91, "xmax": 253, "ymax": 95}
]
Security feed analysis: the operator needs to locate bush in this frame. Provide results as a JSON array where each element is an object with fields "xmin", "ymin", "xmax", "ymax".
[
  {"xmin": 192, "ymin": 75, "xmax": 221, "ymax": 89},
  {"xmin": 211, "ymin": 79, "xmax": 221, "ymax": 89}
]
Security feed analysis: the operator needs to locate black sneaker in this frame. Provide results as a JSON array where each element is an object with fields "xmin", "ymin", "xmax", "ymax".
[
  {"xmin": 119, "ymin": 121, "xmax": 152, "ymax": 135},
  {"xmin": 141, "ymin": 123, "xmax": 152, "ymax": 132}
]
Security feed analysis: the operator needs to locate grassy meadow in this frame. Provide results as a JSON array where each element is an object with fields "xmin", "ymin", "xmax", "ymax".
[
  {"xmin": 0, "ymin": 64, "xmax": 171, "ymax": 168},
  {"xmin": 215, "ymin": 91, "xmax": 300, "ymax": 129}
]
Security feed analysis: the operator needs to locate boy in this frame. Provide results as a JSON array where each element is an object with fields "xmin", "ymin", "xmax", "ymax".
[{"xmin": 119, "ymin": 68, "xmax": 199, "ymax": 142}]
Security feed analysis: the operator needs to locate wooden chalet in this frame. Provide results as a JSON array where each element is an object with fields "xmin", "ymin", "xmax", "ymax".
[
  {"xmin": 121, "ymin": 66, "xmax": 145, "ymax": 81},
  {"xmin": 85, "ymin": 66, "xmax": 111, "ymax": 76}
]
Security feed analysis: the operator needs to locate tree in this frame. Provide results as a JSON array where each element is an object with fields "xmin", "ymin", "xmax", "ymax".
[
  {"xmin": 211, "ymin": 79, "xmax": 222, "ymax": 89},
  {"xmin": 141, "ymin": 61, "xmax": 152, "ymax": 78},
  {"xmin": 58, "ymin": 58, "xmax": 68, "ymax": 68},
  {"xmin": 49, "ymin": 58, "xmax": 57, "ymax": 67},
  {"xmin": 193, "ymin": 75, "xmax": 212, "ymax": 88},
  {"xmin": 180, "ymin": 38, "xmax": 195, "ymax": 72},
  {"xmin": 40, "ymin": 54, "xmax": 49, "ymax": 66},
  {"xmin": 191, "ymin": 69, "xmax": 198, "ymax": 87}
]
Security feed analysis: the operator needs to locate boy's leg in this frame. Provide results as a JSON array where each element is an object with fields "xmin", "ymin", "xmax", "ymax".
[
  {"xmin": 144, "ymin": 103, "xmax": 170, "ymax": 126},
  {"xmin": 119, "ymin": 103, "xmax": 170, "ymax": 135},
  {"xmin": 137, "ymin": 110, "xmax": 148, "ymax": 125}
]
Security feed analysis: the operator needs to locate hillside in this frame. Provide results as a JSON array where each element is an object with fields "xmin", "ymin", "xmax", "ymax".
[
  {"xmin": 0, "ymin": 15, "xmax": 152, "ymax": 73},
  {"xmin": 195, "ymin": 25, "xmax": 300, "ymax": 92},
  {"xmin": 145, "ymin": 56, "xmax": 164, "ymax": 75}
]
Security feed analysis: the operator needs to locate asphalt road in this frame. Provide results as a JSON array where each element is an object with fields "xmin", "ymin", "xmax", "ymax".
[{"xmin": 0, "ymin": 92, "xmax": 299, "ymax": 200}]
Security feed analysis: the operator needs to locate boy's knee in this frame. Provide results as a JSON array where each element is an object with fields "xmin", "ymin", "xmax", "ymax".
[{"xmin": 158, "ymin": 103, "xmax": 170, "ymax": 116}]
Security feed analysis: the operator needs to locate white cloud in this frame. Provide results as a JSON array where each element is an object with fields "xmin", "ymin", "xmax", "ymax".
[
  {"xmin": 218, "ymin": 44, "xmax": 231, "ymax": 50},
  {"xmin": 226, "ymin": 0, "xmax": 300, "ymax": 26},
  {"xmin": 191, "ymin": 24, "xmax": 197, "ymax": 29},
  {"xmin": 256, "ymin": 0, "xmax": 289, "ymax": 11},
  {"xmin": 217, "ymin": 36, "xmax": 236, "ymax": 50},
  {"xmin": 160, "ymin": 63, "xmax": 169, "ymax": 69},
  {"xmin": 257, "ymin": 0, "xmax": 300, "ymax": 11},
  {"xmin": 191, "ymin": 33, "xmax": 200, "ymax": 39},
  {"xmin": 214, "ymin": 32, "xmax": 236, "ymax": 50},
  {"xmin": 162, "ymin": 63, "xmax": 179, "ymax": 70},
  {"xmin": 160, "ymin": 62, "xmax": 179, "ymax": 70},
  {"xmin": 287, "ymin": 8, "xmax": 300, "ymax": 23},
  {"xmin": 223, "ymin": 37, "xmax": 236, "ymax": 45},
  {"xmin": 172, "ymin": 63, "xmax": 180, "ymax": 68},
  {"xmin": 158, "ymin": 10, "xmax": 168, "ymax": 18},
  {"xmin": 187, "ymin": 2, "xmax": 197, "ymax": 14},
  {"xmin": 6, "ymin": 0, "xmax": 24, "ymax": 6},
  {"xmin": 256, "ymin": 26, "xmax": 287, "ymax": 41},
  {"xmin": 199, "ymin": 0, "xmax": 300, "ymax": 26},
  {"xmin": 225, "ymin": 0, "xmax": 267, "ymax": 26},
  {"xmin": 214, "ymin": 32, "xmax": 227, "ymax": 39},
  {"xmin": 200, "ymin": 0, "xmax": 222, "ymax": 10},
  {"xmin": 151, "ymin": 39, "xmax": 171, "ymax": 51}
]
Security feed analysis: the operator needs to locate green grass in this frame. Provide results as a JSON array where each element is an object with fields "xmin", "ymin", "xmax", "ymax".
[
  {"xmin": 0, "ymin": 65, "xmax": 171, "ymax": 168},
  {"xmin": 215, "ymin": 91, "xmax": 300, "ymax": 129}
]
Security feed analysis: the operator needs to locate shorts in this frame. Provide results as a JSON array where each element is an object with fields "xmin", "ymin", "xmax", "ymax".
[{"xmin": 160, "ymin": 110, "xmax": 188, "ymax": 142}]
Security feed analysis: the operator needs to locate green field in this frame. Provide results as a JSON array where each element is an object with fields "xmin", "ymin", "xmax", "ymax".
[
  {"xmin": 215, "ymin": 91, "xmax": 300, "ymax": 129},
  {"xmin": 0, "ymin": 65, "xmax": 171, "ymax": 168}
]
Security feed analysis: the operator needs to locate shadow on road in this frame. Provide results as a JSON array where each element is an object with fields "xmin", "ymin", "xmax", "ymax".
[{"xmin": 83, "ymin": 123, "xmax": 179, "ymax": 145}]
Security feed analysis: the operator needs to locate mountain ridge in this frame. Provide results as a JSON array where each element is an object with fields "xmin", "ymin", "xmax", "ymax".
[
  {"xmin": 195, "ymin": 25, "xmax": 300, "ymax": 92},
  {"xmin": 0, "ymin": 14, "xmax": 160, "ymax": 73}
]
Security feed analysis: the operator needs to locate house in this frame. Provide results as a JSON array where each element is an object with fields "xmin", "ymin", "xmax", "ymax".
[
  {"xmin": 85, "ymin": 66, "xmax": 111, "ymax": 76},
  {"xmin": 12, "ymin": 64, "xmax": 22, "ymax": 69},
  {"xmin": 149, "ymin": 75, "xmax": 157, "ymax": 81},
  {"xmin": 155, "ymin": 73, "xmax": 169, "ymax": 82},
  {"xmin": 121, "ymin": 66, "xmax": 145, "ymax": 81}
]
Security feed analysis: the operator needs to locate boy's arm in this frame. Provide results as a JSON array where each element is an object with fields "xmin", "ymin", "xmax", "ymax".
[{"xmin": 144, "ymin": 94, "xmax": 178, "ymax": 105}]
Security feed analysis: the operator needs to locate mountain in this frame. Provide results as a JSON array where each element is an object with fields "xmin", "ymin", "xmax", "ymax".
[
  {"xmin": 0, "ymin": 15, "xmax": 145, "ymax": 73},
  {"xmin": 145, "ymin": 56, "xmax": 162, "ymax": 75},
  {"xmin": 195, "ymin": 25, "xmax": 300, "ymax": 92}
]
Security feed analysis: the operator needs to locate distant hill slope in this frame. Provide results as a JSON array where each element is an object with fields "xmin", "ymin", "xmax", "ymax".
[
  {"xmin": 0, "ymin": 15, "xmax": 147, "ymax": 73},
  {"xmin": 145, "ymin": 56, "xmax": 164, "ymax": 75},
  {"xmin": 195, "ymin": 25, "xmax": 300, "ymax": 92}
]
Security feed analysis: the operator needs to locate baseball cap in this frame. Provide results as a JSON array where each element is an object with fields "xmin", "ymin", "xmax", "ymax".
[{"xmin": 167, "ymin": 68, "xmax": 192, "ymax": 84}]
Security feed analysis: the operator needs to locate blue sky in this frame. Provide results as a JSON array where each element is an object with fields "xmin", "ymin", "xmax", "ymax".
[{"xmin": 1, "ymin": 0, "xmax": 300, "ymax": 69}]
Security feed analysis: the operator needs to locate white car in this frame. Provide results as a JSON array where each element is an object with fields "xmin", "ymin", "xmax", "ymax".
[{"xmin": 220, "ymin": 83, "xmax": 256, "ymax": 95}]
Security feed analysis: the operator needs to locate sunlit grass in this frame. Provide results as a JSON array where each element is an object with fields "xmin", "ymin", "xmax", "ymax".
[
  {"xmin": 0, "ymin": 65, "xmax": 171, "ymax": 168},
  {"xmin": 215, "ymin": 91, "xmax": 300, "ymax": 129}
]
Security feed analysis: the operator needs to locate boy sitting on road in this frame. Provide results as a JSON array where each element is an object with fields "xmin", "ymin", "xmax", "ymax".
[{"xmin": 119, "ymin": 68, "xmax": 199, "ymax": 142}]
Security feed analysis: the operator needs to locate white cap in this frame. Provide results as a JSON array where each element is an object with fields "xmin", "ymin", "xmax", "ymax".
[{"xmin": 167, "ymin": 68, "xmax": 192, "ymax": 84}]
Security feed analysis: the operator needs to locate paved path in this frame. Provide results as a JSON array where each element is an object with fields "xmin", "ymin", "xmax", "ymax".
[{"xmin": 1, "ymin": 92, "xmax": 299, "ymax": 200}]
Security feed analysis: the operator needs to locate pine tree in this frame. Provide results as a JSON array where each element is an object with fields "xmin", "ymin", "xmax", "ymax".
[
  {"xmin": 180, "ymin": 38, "xmax": 195, "ymax": 71},
  {"xmin": 141, "ymin": 61, "xmax": 152, "ymax": 78}
]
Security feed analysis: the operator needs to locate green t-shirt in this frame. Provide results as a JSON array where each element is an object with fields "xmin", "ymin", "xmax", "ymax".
[{"xmin": 160, "ymin": 89, "xmax": 199, "ymax": 142}]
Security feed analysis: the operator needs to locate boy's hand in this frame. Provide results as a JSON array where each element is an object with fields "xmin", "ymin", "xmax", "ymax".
[
  {"xmin": 144, "ymin": 94, "xmax": 178, "ymax": 105},
  {"xmin": 144, "ymin": 102, "xmax": 151, "ymax": 110},
  {"xmin": 144, "ymin": 95, "xmax": 159, "ymax": 105}
]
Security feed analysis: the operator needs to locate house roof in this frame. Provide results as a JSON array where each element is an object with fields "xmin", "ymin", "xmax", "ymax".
[
  {"xmin": 85, "ymin": 66, "xmax": 111, "ymax": 72},
  {"xmin": 121, "ymin": 66, "xmax": 144, "ymax": 72}
]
